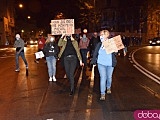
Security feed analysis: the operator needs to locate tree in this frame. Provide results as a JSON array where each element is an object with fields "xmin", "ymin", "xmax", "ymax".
[{"xmin": 77, "ymin": 0, "xmax": 101, "ymax": 32}]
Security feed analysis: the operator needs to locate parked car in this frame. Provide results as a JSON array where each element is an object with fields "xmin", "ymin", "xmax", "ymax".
[
  {"xmin": 149, "ymin": 37, "xmax": 160, "ymax": 46},
  {"xmin": 28, "ymin": 39, "xmax": 38, "ymax": 45}
]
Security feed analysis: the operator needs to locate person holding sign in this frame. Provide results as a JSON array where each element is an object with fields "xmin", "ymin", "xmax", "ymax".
[
  {"xmin": 43, "ymin": 35, "xmax": 59, "ymax": 82},
  {"xmin": 34, "ymin": 35, "xmax": 46, "ymax": 63},
  {"xmin": 90, "ymin": 30, "xmax": 117, "ymax": 100},
  {"xmin": 58, "ymin": 34, "xmax": 84, "ymax": 96}
]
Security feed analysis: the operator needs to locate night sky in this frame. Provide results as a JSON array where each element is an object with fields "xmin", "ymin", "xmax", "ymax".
[{"xmin": 16, "ymin": 0, "xmax": 79, "ymax": 28}]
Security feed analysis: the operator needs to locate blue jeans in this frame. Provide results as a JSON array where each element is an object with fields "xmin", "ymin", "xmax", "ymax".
[
  {"xmin": 15, "ymin": 52, "xmax": 28, "ymax": 69},
  {"xmin": 98, "ymin": 64, "xmax": 114, "ymax": 94},
  {"xmin": 80, "ymin": 49, "xmax": 88, "ymax": 66},
  {"xmin": 46, "ymin": 56, "xmax": 57, "ymax": 77}
]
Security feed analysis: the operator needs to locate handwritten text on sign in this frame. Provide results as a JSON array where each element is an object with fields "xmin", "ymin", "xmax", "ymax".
[
  {"xmin": 102, "ymin": 35, "xmax": 124, "ymax": 54},
  {"xmin": 51, "ymin": 19, "xmax": 74, "ymax": 35}
]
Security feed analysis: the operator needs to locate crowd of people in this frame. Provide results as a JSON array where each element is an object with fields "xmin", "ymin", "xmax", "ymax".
[{"xmin": 14, "ymin": 29, "xmax": 126, "ymax": 100}]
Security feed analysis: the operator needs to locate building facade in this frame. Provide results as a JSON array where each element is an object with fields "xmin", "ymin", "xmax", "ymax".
[
  {"xmin": 98, "ymin": 0, "xmax": 159, "ymax": 43},
  {"xmin": 0, "ymin": 0, "xmax": 15, "ymax": 45}
]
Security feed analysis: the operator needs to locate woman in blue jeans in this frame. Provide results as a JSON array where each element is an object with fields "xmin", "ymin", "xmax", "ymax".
[
  {"xmin": 43, "ymin": 35, "xmax": 59, "ymax": 82},
  {"xmin": 91, "ymin": 30, "xmax": 117, "ymax": 100}
]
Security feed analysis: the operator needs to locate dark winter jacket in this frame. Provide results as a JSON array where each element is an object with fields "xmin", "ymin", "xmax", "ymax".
[{"xmin": 43, "ymin": 42, "xmax": 59, "ymax": 58}]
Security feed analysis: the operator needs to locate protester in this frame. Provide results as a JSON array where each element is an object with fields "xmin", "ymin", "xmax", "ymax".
[
  {"xmin": 122, "ymin": 36, "xmax": 127, "ymax": 56},
  {"xmin": 14, "ymin": 34, "xmax": 28, "ymax": 72},
  {"xmin": 79, "ymin": 33, "xmax": 90, "ymax": 68},
  {"xmin": 35, "ymin": 35, "xmax": 46, "ymax": 63},
  {"xmin": 88, "ymin": 32, "xmax": 100, "ymax": 70},
  {"xmin": 58, "ymin": 34, "xmax": 84, "ymax": 96},
  {"xmin": 90, "ymin": 30, "xmax": 117, "ymax": 100},
  {"xmin": 89, "ymin": 32, "xmax": 100, "ymax": 58},
  {"xmin": 43, "ymin": 35, "xmax": 59, "ymax": 82}
]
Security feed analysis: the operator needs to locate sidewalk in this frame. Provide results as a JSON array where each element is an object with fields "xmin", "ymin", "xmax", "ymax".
[{"xmin": 0, "ymin": 45, "xmax": 13, "ymax": 48}]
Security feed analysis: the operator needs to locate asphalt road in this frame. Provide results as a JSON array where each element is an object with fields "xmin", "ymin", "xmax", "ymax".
[{"xmin": 0, "ymin": 45, "xmax": 159, "ymax": 120}]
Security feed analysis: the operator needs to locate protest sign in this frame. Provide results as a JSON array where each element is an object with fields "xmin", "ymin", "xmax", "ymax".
[
  {"xmin": 35, "ymin": 51, "xmax": 44, "ymax": 59},
  {"xmin": 50, "ymin": 19, "xmax": 74, "ymax": 35},
  {"xmin": 102, "ymin": 35, "xmax": 124, "ymax": 54}
]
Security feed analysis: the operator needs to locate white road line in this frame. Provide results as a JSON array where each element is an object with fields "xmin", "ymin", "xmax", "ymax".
[
  {"xmin": 133, "ymin": 65, "xmax": 160, "ymax": 84},
  {"xmin": 131, "ymin": 47, "xmax": 160, "ymax": 84},
  {"xmin": 68, "ymin": 68, "xmax": 83, "ymax": 120},
  {"xmin": 85, "ymin": 65, "xmax": 95, "ymax": 120}
]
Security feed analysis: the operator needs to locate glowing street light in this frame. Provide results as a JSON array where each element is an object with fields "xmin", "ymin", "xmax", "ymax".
[
  {"xmin": 83, "ymin": 29, "xmax": 87, "ymax": 33},
  {"xmin": 21, "ymin": 29, "xmax": 24, "ymax": 33},
  {"xmin": 27, "ymin": 16, "xmax": 31, "ymax": 19},
  {"xmin": 19, "ymin": 4, "xmax": 23, "ymax": 8}
]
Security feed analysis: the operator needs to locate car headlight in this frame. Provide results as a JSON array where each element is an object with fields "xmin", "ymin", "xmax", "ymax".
[
  {"xmin": 35, "ymin": 41, "xmax": 38, "ymax": 44},
  {"xmin": 156, "ymin": 40, "xmax": 160, "ymax": 43},
  {"xmin": 30, "ymin": 40, "xmax": 33, "ymax": 44}
]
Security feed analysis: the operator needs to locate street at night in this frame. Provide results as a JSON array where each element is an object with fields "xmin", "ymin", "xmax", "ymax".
[
  {"xmin": 0, "ymin": 0, "xmax": 160, "ymax": 120},
  {"xmin": 0, "ymin": 45, "xmax": 159, "ymax": 120}
]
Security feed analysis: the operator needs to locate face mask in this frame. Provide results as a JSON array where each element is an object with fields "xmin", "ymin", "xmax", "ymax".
[
  {"xmin": 16, "ymin": 37, "xmax": 20, "ymax": 40},
  {"xmin": 83, "ymin": 34, "xmax": 86, "ymax": 38},
  {"xmin": 50, "ymin": 37, "xmax": 54, "ymax": 42},
  {"xmin": 66, "ymin": 36, "xmax": 71, "ymax": 40},
  {"xmin": 100, "ymin": 36, "xmax": 105, "ymax": 42}
]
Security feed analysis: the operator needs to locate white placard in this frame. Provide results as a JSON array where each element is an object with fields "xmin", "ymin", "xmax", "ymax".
[
  {"xmin": 50, "ymin": 19, "xmax": 74, "ymax": 35},
  {"xmin": 35, "ymin": 51, "xmax": 44, "ymax": 59}
]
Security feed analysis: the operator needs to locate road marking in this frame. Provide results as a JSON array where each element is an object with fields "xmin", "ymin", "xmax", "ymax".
[
  {"xmin": 85, "ymin": 65, "xmax": 95, "ymax": 120},
  {"xmin": 133, "ymin": 65, "xmax": 160, "ymax": 84},
  {"xmin": 131, "ymin": 47, "xmax": 160, "ymax": 85},
  {"xmin": 68, "ymin": 67, "xmax": 83, "ymax": 120}
]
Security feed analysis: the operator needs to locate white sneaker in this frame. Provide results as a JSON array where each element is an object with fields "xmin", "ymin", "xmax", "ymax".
[
  {"xmin": 49, "ymin": 77, "xmax": 52, "ymax": 81},
  {"xmin": 52, "ymin": 76, "xmax": 56, "ymax": 82},
  {"xmin": 15, "ymin": 69, "xmax": 20, "ymax": 72}
]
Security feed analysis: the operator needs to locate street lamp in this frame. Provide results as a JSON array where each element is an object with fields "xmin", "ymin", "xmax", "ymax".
[
  {"xmin": 83, "ymin": 29, "xmax": 87, "ymax": 33},
  {"xmin": 19, "ymin": 4, "xmax": 23, "ymax": 8},
  {"xmin": 27, "ymin": 16, "xmax": 31, "ymax": 19}
]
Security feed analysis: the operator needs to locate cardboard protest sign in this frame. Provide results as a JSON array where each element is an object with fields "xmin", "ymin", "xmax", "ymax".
[
  {"xmin": 102, "ymin": 35, "xmax": 124, "ymax": 54},
  {"xmin": 50, "ymin": 19, "xmax": 74, "ymax": 35},
  {"xmin": 35, "ymin": 51, "xmax": 44, "ymax": 59}
]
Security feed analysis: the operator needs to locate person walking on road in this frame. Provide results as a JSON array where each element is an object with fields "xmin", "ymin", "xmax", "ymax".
[
  {"xmin": 43, "ymin": 35, "xmax": 59, "ymax": 82},
  {"xmin": 14, "ymin": 34, "xmax": 28, "ymax": 72},
  {"xmin": 58, "ymin": 34, "xmax": 84, "ymax": 96},
  {"xmin": 34, "ymin": 35, "xmax": 46, "ymax": 63},
  {"xmin": 90, "ymin": 30, "xmax": 117, "ymax": 100},
  {"xmin": 88, "ymin": 32, "xmax": 100, "ymax": 70},
  {"xmin": 89, "ymin": 32, "xmax": 100, "ymax": 58},
  {"xmin": 79, "ymin": 33, "xmax": 90, "ymax": 68}
]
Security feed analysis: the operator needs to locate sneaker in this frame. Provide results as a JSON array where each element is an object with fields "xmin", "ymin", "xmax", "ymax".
[
  {"xmin": 34, "ymin": 60, "xmax": 39, "ymax": 64},
  {"xmin": 100, "ymin": 94, "xmax": 105, "ymax": 100},
  {"xmin": 52, "ymin": 76, "xmax": 56, "ymax": 82},
  {"xmin": 49, "ymin": 77, "xmax": 52, "ymax": 81},
  {"xmin": 107, "ymin": 88, "xmax": 111, "ymax": 94},
  {"xmin": 15, "ymin": 69, "xmax": 20, "ymax": 72}
]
